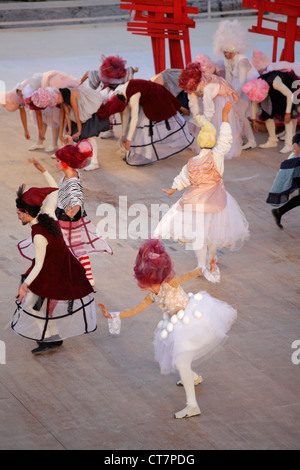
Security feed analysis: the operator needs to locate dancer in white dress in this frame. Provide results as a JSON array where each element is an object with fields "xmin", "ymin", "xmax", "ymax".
[
  {"xmin": 213, "ymin": 19, "xmax": 259, "ymax": 150},
  {"xmin": 153, "ymin": 102, "xmax": 249, "ymax": 281},
  {"xmin": 99, "ymin": 239, "xmax": 237, "ymax": 419}
]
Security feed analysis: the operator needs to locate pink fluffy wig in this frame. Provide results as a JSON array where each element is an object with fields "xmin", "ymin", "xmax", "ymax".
[
  {"xmin": 55, "ymin": 140, "xmax": 93, "ymax": 169},
  {"xmin": 31, "ymin": 87, "xmax": 59, "ymax": 108},
  {"xmin": 134, "ymin": 239, "xmax": 174, "ymax": 289},
  {"xmin": 243, "ymin": 78, "xmax": 270, "ymax": 102},
  {"xmin": 178, "ymin": 63, "xmax": 202, "ymax": 93},
  {"xmin": 194, "ymin": 53, "xmax": 216, "ymax": 74}
]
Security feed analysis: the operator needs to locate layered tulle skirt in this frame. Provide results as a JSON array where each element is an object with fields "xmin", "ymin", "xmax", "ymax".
[
  {"xmin": 153, "ymin": 291, "xmax": 237, "ymax": 374},
  {"xmin": 153, "ymin": 191, "xmax": 249, "ymax": 251}
]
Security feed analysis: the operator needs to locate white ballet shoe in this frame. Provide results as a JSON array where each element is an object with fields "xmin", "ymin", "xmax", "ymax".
[
  {"xmin": 242, "ymin": 140, "xmax": 257, "ymax": 150},
  {"xmin": 83, "ymin": 163, "xmax": 99, "ymax": 171},
  {"xmin": 28, "ymin": 143, "xmax": 44, "ymax": 151},
  {"xmin": 202, "ymin": 263, "xmax": 220, "ymax": 283},
  {"xmin": 176, "ymin": 375, "xmax": 203, "ymax": 386},
  {"xmin": 174, "ymin": 405, "xmax": 201, "ymax": 419},
  {"xmin": 280, "ymin": 145, "xmax": 293, "ymax": 153},
  {"xmin": 101, "ymin": 130, "xmax": 115, "ymax": 139},
  {"xmin": 259, "ymin": 139, "xmax": 278, "ymax": 149},
  {"xmin": 45, "ymin": 145, "xmax": 58, "ymax": 153}
]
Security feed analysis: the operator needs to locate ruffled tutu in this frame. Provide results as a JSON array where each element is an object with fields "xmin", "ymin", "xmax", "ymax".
[
  {"xmin": 153, "ymin": 291, "xmax": 237, "ymax": 374},
  {"xmin": 153, "ymin": 191, "xmax": 249, "ymax": 251},
  {"xmin": 125, "ymin": 109, "xmax": 194, "ymax": 166},
  {"xmin": 12, "ymin": 292, "xmax": 96, "ymax": 342}
]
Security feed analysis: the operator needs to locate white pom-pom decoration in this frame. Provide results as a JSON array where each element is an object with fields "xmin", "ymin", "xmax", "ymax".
[
  {"xmin": 188, "ymin": 292, "xmax": 194, "ymax": 298},
  {"xmin": 177, "ymin": 309, "xmax": 185, "ymax": 320},
  {"xmin": 160, "ymin": 329, "xmax": 168, "ymax": 340},
  {"xmin": 194, "ymin": 310, "xmax": 202, "ymax": 319},
  {"xmin": 182, "ymin": 316, "xmax": 190, "ymax": 325},
  {"xmin": 194, "ymin": 293, "xmax": 203, "ymax": 301},
  {"xmin": 157, "ymin": 320, "xmax": 164, "ymax": 329},
  {"xmin": 167, "ymin": 322, "xmax": 174, "ymax": 333},
  {"xmin": 171, "ymin": 315, "xmax": 178, "ymax": 324}
]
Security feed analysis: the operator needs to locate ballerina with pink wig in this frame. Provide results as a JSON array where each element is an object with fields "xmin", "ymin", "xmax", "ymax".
[{"xmin": 99, "ymin": 238, "xmax": 237, "ymax": 420}]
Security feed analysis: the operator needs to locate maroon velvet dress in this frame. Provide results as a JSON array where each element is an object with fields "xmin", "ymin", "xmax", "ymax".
[
  {"xmin": 12, "ymin": 223, "xmax": 97, "ymax": 342},
  {"xmin": 123, "ymin": 79, "xmax": 194, "ymax": 166},
  {"xmin": 125, "ymin": 79, "xmax": 182, "ymax": 121}
]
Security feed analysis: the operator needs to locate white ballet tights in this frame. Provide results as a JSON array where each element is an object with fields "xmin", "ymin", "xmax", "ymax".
[
  {"xmin": 192, "ymin": 243, "xmax": 217, "ymax": 268},
  {"xmin": 176, "ymin": 361, "xmax": 198, "ymax": 408}
]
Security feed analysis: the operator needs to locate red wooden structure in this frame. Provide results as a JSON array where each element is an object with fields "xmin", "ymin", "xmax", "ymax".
[
  {"xmin": 120, "ymin": 0, "xmax": 198, "ymax": 74},
  {"xmin": 242, "ymin": 0, "xmax": 300, "ymax": 62}
]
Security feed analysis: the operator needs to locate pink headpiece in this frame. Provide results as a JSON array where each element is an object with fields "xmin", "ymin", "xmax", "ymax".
[
  {"xmin": 243, "ymin": 78, "xmax": 270, "ymax": 102},
  {"xmin": 194, "ymin": 53, "xmax": 216, "ymax": 74},
  {"xmin": 31, "ymin": 87, "xmax": 59, "ymax": 108},
  {"xmin": 178, "ymin": 63, "xmax": 202, "ymax": 93},
  {"xmin": 251, "ymin": 50, "xmax": 271, "ymax": 72},
  {"xmin": 2, "ymin": 90, "xmax": 22, "ymax": 112},
  {"xmin": 134, "ymin": 239, "xmax": 174, "ymax": 288}
]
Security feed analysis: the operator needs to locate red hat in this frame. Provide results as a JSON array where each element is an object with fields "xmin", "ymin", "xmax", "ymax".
[
  {"xmin": 97, "ymin": 94, "xmax": 127, "ymax": 119},
  {"xmin": 16, "ymin": 185, "xmax": 58, "ymax": 216},
  {"xmin": 55, "ymin": 140, "xmax": 93, "ymax": 169}
]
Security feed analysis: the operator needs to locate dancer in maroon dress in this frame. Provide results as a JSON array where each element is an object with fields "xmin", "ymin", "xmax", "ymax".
[{"xmin": 14, "ymin": 184, "xmax": 97, "ymax": 355}]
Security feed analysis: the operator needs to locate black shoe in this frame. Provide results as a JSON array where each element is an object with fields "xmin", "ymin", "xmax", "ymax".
[
  {"xmin": 272, "ymin": 209, "xmax": 283, "ymax": 229},
  {"xmin": 31, "ymin": 340, "xmax": 63, "ymax": 355}
]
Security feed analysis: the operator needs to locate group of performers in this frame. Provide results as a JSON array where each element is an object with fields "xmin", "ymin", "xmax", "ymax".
[{"xmin": 5, "ymin": 19, "xmax": 300, "ymax": 420}]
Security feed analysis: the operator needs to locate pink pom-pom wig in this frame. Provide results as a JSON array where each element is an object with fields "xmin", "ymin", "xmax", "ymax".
[
  {"xmin": 31, "ymin": 87, "xmax": 59, "ymax": 108},
  {"xmin": 242, "ymin": 78, "xmax": 270, "ymax": 102},
  {"xmin": 178, "ymin": 63, "xmax": 203, "ymax": 93},
  {"xmin": 251, "ymin": 50, "xmax": 271, "ymax": 73},
  {"xmin": 134, "ymin": 239, "xmax": 174, "ymax": 289}
]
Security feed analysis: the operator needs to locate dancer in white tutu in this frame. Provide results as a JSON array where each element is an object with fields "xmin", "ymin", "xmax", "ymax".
[
  {"xmin": 213, "ymin": 19, "xmax": 259, "ymax": 150},
  {"xmin": 153, "ymin": 102, "xmax": 250, "ymax": 282},
  {"xmin": 99, "ymin": 238, "xmax": 237, "ymax": 419}
]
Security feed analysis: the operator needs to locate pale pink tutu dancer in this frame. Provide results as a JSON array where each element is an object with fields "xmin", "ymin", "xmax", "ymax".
[{"xmin": 153, "ymin": 102, "xmax": 249, "ymax": 282}]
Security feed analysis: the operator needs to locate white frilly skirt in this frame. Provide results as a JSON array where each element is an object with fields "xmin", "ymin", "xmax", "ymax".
[
  {"xmin": 153, "ymin": 191, "xmax": 250, "ymax": 251},
  {"xmin": 153, "ymin": 291, "xmax": 237, "ymax": 374}
]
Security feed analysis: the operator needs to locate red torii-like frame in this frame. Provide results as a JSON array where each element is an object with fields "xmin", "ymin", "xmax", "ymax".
[
  {"xmin": 242, "ymin": 0, "xmax": 300, "ymax": 62},
  {"xmin": 120, "ymin": 0, "xmax": 199, "ymax": 74}
]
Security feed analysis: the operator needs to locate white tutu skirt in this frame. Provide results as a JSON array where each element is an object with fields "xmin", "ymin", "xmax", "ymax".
[
  {"xmin": 153, "ymin": 291, "xmax": 237, "ymax": 374},
  {"xmin": 126, "ymin": 109, "xmax": 194, "ymax": 166},
  {"xmin": 153, "ymin": 191, "xmax": 250, "ymax": 251},
  {"xmin": 12, "ymin": 292, "xmax": 97, "ymax": 342}
]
